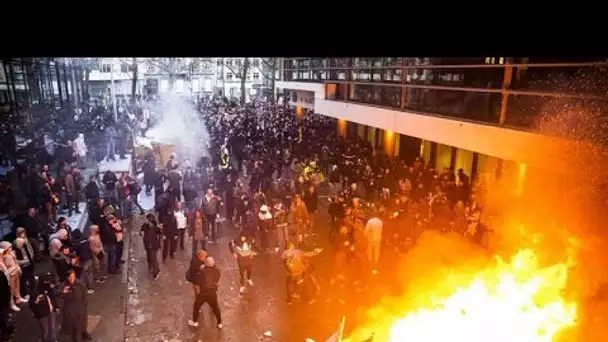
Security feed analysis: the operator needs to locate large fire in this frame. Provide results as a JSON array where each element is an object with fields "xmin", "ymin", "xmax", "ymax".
[
  {"xmin": 346, "ymin": 245, "xmax": 578, "ymax": 342},
  {"xmin": 387, "ymin": 249, "xmax": 577, "ymax": 342}
]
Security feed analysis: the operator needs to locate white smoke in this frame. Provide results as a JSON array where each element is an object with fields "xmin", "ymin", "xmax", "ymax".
[{"xmin": 145, "ymin": 91, "xmax": 210, "ymax": 165}]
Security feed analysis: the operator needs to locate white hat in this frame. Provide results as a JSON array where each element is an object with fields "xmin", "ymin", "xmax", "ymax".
[{"xmin": 260, "ymin": 205, "xmax": 269, "ymax": 212}]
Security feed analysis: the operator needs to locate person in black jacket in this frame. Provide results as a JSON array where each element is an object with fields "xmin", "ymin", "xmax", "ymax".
[
  {"xmin": 187, "ymin": 256, "xmax": 222, "ymax": 329},
  {"xmin": 102, "ymin": 170, "xmax": 118, "ymax": 206},
  {"xmin": 140, "ymin": 214, "xmax": 162, "ymax": 279},
  {"xmin": 30, "ymin": 273, "xmax": 59, "ymax": 342},
  {"xmin": 160, "ymin": 210, "xmax": 178, "ymax": 263},
  {"xmin": 128, "ymin": 176, "xmax": 145, "ymax": 215},
  {"xmin": 84, "ymin": 175, "xmax": 100, "ymax": 208},
  {"xmin": 71, "ymin": 230, "xmax": 95, "ymax": 293}
]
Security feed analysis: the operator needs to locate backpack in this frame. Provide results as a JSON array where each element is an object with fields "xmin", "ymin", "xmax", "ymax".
[{"xmin": 130, "ymin": 182, "xmax": 141, "ymax": 195}]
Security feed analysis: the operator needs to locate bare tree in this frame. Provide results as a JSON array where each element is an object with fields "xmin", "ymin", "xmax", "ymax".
[
  {"xmin": 144, "ymin": 58, "xmax": 204, "ymax": 91},
  {"xmin": 221, "ymin": 58, "xmax": 251, "ymax": 105},
  {"xmin": 131, "ymin": 57, "xmax": 138, "ymax": 102},
  {"xmin": 78, "ymin": 58, "xmax": 100, "ymax": 102},
  {"xmin": 251, "ymin": 58, "xmax": 278, "ymax": 102}
]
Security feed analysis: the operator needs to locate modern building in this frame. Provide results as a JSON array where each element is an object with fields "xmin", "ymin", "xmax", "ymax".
[
  {"xmin": 277, "ymin": 57, "xmax": 608, "ymax": 200},
  {"xmin": 214, "ymin": 57, "xmax": 266, "ymax": 100},
  {"xmin": 1, "ymin": 58, "xmax": 86, "ymax": 118},
  {"xmin": 87, "ymin": 58, "xmax": 268, "ymax": 102}
]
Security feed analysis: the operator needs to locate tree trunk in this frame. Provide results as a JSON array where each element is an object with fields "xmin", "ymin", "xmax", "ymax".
[
  {"xmin": 131, "ymin": 57, "xmax": 138, "ymax": 103},
  {"xmin": 240, "ymin": 58, "xmax": 250, "ymax": 105},
  {"xmin": 269, "ymin": 58, "xmax": 277, "ymax": 102},
  {"xmin": 83, "ymin": 67, "xmax": 90, "ymax": 102}
]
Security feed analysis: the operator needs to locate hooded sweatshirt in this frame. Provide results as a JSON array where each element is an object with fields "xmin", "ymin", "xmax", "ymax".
[
  {"xmin": 0, "ymin": 242, "xmax": 20, "ymax": 276},
  {"xmin": 49, "ymin": 229, "xmax": 69, "ymax": 259}
]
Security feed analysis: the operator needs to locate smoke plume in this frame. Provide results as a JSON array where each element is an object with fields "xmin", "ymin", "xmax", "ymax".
[{"xmin": 145, "ymin": 91, "xmax": 210, "ymax": 165}]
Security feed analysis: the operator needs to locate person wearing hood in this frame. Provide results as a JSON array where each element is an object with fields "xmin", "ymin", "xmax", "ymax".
[
  {"xmin": 60, "ymin": 269, "xmax": 93, "ymax": 341},
  {"xmin": 72, "ymin": 230, "xmax": 95, "ymax": 293},
  {"xmin": 14, "ymin": 227, "xmax": 37, "ymax": 299},
  {"xmin": 228, "ymin": 230, "xmax": 258, "ymax": 294},
  {"xmin": 72, "ymin": 133, "xmax": 87, "ymax": 169},
  {"xmin": 30, "ymin": 272, "xmax": 59, "ymax": 342},
  {"xmin": 49, "ymin": 228, "xmax": 70, "ymax": 276},
  {"xmin": 140, "ymin": 214, "xmax": 162, "ymax": 279},
  {"xmin": 257, "ymin": 205, "xmax": 275, "ymax": 252},
  {"xmin": 0, "ymin": 241, "xmax": 27, "ymax": 312}
]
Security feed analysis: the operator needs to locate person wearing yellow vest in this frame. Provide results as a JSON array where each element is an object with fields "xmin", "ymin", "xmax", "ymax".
[{"xmin": 219, "ymin": 146, "xmax": 230, "ymax": 170}]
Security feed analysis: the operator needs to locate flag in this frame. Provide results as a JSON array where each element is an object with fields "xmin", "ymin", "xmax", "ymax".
[{"xmin": 325, "ymin": 316, "xmax": 346, "ymax": 342}]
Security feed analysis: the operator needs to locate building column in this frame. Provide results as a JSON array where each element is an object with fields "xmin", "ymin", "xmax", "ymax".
[
  {"xmin": 499, "ymin": 59, "xmax": 513, "ymax": 124},
  {"xmin": 383, "ymin": 130, "xmax": 395, "ymax": 157},
  {"xmin": 337, "ymin": 119, "xmax": 347, "ymax": 137},
  {"xmin": 55, "ymin": 61, "xmax": 64, "ymax": 107}
]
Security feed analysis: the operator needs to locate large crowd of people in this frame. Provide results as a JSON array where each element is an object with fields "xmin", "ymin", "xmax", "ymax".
[{"xmin": 0, "ymin": 92, "xmax": 488, "ymax": 341}]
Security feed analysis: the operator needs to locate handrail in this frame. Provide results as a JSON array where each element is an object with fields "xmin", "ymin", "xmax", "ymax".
[
  {"xmin": 316, "ymin": 80, "xmax": 608, "ymax": 100},
  {"xmin": 282, "ymin": 61, "xmax": 608, "ymax": 71}
]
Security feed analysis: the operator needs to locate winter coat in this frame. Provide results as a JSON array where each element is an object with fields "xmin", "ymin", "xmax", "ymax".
[
  {"xmin": 72, "ymin": 133, "xmax": 87, "ymax": 158},
  {"xmin": 60, "ymin": 280, "xmax": 88, "ymax": 336}
]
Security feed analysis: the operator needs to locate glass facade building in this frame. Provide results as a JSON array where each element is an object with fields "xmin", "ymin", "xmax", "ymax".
[{"xmin": 281, "ymin": 57, "xmax": 608, "ymax": 133}]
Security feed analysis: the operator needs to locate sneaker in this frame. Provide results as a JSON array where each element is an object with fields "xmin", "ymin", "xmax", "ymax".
[
  {"xmin": 217, "ymin": 323, "xmax": 223, "ymax": 330},
  {"xmin": 286, "ymin": 300, "xmax": 293, "ymax": 305},
  {"xmin": 23, "ymin": 295, "xmax": 30, "ymax": 301},
  {"xmin": 274, "ymin": 247, "xmax": 280, "ymax": 253},
  {"xmin": 188, "ymin": 320, "xmax": 199, "ymax": 327},
  {"xmin": 87, "ymin": 290, "xmax": 95, "ymax": 294},
  {"xmin": 247, "ymin": 279, "xmax": 253, "ymax": 286},
  {"xmin": 10, "ymin": 305, "xmax": 20, "ymax": 312},
  {"xmin": 239, "ymin": 286, "xmax": 245, "ymax": 294},
  {"xmin": 372, "ymin": 269, "xmax": 379, "ymax": 275},
  {"xmin": 154, "ymin": 273, "xmax": 160, "ymax": 280},
  {"xmin": 307, "ymin": 298, "xmax": 316, "ymax": 304},
  {"xmin": 17, "ymin": 297, "xmax": 28, "ymax": 304}
]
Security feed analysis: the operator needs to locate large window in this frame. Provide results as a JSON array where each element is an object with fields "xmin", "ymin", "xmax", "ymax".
[
  {"xmin": 101, "ymin": 64, "xmax": 112, "ymax": 73},
  {"xmin": 226, "ymin": 73, "xmax": 233, "ymax": 81},
  {"xmin": 253, "ymin": 72, "xmax": 260, "ymax": 80}
]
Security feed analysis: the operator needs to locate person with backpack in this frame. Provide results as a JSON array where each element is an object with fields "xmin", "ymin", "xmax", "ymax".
[
  {"xmin": 281, "ymin": 243, "xmax": 322, "ymax": 305},
  {"xmin": 128, "ymin": 176, "xmax": 145, "ymax": 215},
  {"xmin": 187, "ymin": 256, "xmax": 222, "ymax": 330},
  {"xmin": 186, "ymin": 249, "xmax": 208, "ymax": 294}
]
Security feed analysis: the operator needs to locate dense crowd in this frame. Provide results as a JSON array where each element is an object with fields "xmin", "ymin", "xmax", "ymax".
[
  {"xmin": 0, "ymin": 93, "xmax": 489, "ymax": 341},
  {"xmin": 0, "ymin": 99, "xmax": 143, "ymax": 342}
]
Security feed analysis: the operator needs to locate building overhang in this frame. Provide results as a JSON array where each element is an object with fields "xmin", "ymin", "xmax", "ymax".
[{"xmin": 278, "ymin": 81, "xmax": 604, "ymax": 171}]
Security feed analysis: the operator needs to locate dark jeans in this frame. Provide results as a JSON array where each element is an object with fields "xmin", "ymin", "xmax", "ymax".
[
  {"xmin": 20, "ymin": 265, "xmax": 36, "ymax": 298},
  {"xmin": 192, "ymin": 292, "xmax": 222, "ymax": 324},
  {"xmin": 205, "ymin": 215, "xmax": 217, "ymax": 241},
  {"xmin": 66, "ymin": 193, "xmax": 79, "ymax": 215},
  {"xmin": 178, "ymin": 229, "xmax": 186, "ymax": 250},
  {"xmin": 106, "ymin": 244, "xmax": 118, "ymax": 273},
  {"xmin": 145, "ymin": 248, "xmax": 160, "ymax": 274},
  {"xmin": 132, "ymin": 195, "xmax": 145, "ymax": 214},
  {"xmin": 37, "ymin": 311, "xmax": 57, "ymax": 342},
  {"xmin": 191, "ymin": 239, "xmax": 206, "ymax": 256},
  {"xmin": 116, "ymin": 241, "xmax": 124, "ymax": 269},
  {"xmin": 162, "ymin": 236, "xmax": 177, "ymax": 261},
  {"xmin": 286, "ymin": 274, "xmax": 313, "ymax": 302},
  {"xmin": 237, "ymin": 259, "xmax": 253, "ymax": 287}
]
